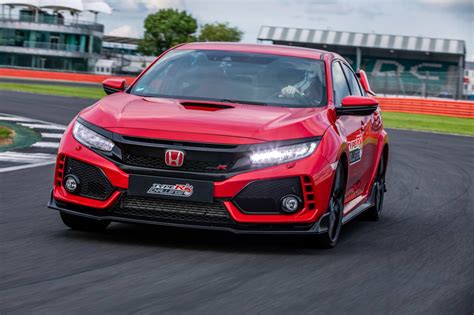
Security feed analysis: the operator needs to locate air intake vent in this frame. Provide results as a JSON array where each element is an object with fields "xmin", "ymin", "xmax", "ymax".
[
  {"xmin": 64, "ymin": 158, "xmax": 114, "ymax": 200},
  {"xmin": 181, "ymin": 102, "xmax": 234, "ymax": 111}
]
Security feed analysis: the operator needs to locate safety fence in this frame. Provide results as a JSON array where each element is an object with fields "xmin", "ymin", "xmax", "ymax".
[
  {"xmin": 368, "ymin": 71, "xmax": 463, "ymax": 99},
  {"xmin": 377, "ymin": 97, "xmax": 474, "ymax": 118},
  {"xmin": 1, "ymin": 68, "xmax": 473, "ymax": 118},
  {"xmin": 0, "ymin": 68, "xmax": 135, "ymax": 84}
]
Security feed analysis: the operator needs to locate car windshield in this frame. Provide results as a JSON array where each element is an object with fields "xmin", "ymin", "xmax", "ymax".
[{"xmin": 130, "ymin": 49, "xmax": 326, "ymax": 108}]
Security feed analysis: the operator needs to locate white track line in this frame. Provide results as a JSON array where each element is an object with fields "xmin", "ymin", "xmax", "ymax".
[
  {"xmin": 0, "ymin": 113, "xmax": 67, "ymax": 173},
  {"xmin": 0, "ymin": 152, "xmax": 56, "ymax": 163},
  {"xmin": 0, "ymin": 116, "xmax": 35, "ymax": 122},
  {"xmin": 0, "ymin": 113, "xmax": 68, "ymax": 129},
  {"xmin": 20, "ymin": 123, "xmax": 66, "ymax": 130},
  {"xmin": 32, "ymin": 142, "xmax": 60, "ymax": 149},
  {"xmin": 0, "ymin": 160, "xmax": 56, "ymax": 173},
  {"xmin": 41, "ymin": 133, "xmax": 63, "ymax": 139}
]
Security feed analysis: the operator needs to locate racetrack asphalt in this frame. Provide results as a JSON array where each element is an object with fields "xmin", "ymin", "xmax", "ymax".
[{"xmin": 0, "ymin": 90, "xmax": 473, "ymax": 313}]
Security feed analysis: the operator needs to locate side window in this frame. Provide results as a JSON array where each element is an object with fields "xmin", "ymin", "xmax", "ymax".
[
  {"xmin": 332, "ymin": 62, "xmax": 351, "ymax": 107},
  {"xmin": 341, "ymin": 63, "xmax": 363, "ymax": 96}
]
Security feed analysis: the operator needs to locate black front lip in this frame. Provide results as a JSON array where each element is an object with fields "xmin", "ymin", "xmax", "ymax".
[{"xmin": 47, "ymin": 191, "xmax": 329, "ymax": 235}]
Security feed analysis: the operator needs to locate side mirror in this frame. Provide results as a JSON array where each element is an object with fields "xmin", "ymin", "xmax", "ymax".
[
  {"xmin": 103, "ymin": 78, "xmax": 127, "ymax": 95},
  {"xmin": 356, "ymin": 70, "xmax": 376, "ymax": 96},
  {"xmin": 337, "ymin": 96, "xmax": 379, "ymax": 116}
]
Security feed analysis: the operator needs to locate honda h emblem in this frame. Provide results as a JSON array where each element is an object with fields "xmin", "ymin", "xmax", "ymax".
[{"xmin": 165, "ymin": 150, "xmax": 185, "ymax": 167}]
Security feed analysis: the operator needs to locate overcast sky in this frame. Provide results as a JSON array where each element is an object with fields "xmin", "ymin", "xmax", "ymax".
[{"xmin": 98, "ymin": 0, "xmax": 473, "ymax": 60}]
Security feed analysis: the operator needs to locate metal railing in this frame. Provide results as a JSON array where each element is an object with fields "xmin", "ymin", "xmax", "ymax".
[
  {"xmin": 369, "ymin": 71, "xmax": 462, "ymax": 99},
  {"xmin": 23, "ymin": 40, "xmax": 81, "ymax": 52},
  {"xmin": 0, "ymin": 38, "xmax": 82, "ymax": 53},
  {"xmin": 0, "ymin": 14, "xmax": 104, "ymax": 32}
]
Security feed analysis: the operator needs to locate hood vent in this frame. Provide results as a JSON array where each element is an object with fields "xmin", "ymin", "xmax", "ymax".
[{"xmin": 181, "ymin": 102, "xmax": 234, "ymax": 112}]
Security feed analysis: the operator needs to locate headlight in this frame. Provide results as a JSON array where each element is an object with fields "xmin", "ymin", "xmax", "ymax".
[
  {"xmin": 250, "ymin": 141, "xmax": 318, "ymax": 165},
  {"xmin": 73, "ymin": 121, "xmax": 115, "ymax": 152}
]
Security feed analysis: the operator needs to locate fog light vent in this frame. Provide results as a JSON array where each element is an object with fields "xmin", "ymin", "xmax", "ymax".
[
  {"xmin": 233, "ymin": 177, "xmax": 304, "ymax": 214},
  {"xmin": 64, "ymin": 158, "xmax": 114, "ymax": 200}
]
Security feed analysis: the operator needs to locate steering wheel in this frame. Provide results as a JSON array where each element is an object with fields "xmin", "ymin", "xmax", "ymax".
[{"xmin": 268, "ymin": 90, "xmax": 314, "ymax": 106}]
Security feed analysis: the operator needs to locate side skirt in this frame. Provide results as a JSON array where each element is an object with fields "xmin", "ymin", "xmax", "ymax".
[{"xmin": 342, "ymin": 198, "xmax": 373, "ymax": 225}]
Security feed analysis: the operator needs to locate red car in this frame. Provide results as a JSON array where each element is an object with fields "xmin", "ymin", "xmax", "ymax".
[{"xmin": 48, "ymin": 43, "xmax": 388, "ymax": 248}]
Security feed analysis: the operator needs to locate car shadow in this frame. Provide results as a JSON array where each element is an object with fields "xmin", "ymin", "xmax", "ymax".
[{"xmin": 55, "ymin": 217, "xmax": 372, "ymax": 255}]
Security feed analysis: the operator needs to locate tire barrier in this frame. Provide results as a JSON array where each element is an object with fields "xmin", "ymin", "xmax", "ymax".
[
  {"xmin": 0, "ymin": 68, "xmax": 135, "ymax": 85},
  {"xmin": 378, "ymin": 97, "xmax": 474, "ymax": 118}
]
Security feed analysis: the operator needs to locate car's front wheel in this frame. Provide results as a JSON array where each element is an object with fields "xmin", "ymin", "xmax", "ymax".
[
  {"xmin": 315, "ymin": 163, "xmax": 346, "ymax": 248},
  {"xmin": 60, "ymin": 212, "xmax": 110, "ymax": 232}
]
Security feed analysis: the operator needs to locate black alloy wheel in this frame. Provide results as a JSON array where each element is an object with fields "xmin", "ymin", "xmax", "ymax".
[{"xmin": 315, "ymin": 163, "xmax": 346, "ymax": 248}]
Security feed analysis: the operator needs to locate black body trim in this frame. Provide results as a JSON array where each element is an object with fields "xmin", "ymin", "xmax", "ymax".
[
  {"xmin": 336, "ymin": 106, "xmax": 378, "ymax": 116},
  {"xmin": 104, "ymin": 86, "xmax": 121, "ymax": 95}
]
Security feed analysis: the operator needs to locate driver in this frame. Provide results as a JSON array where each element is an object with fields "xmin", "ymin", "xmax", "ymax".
[{"xmin": 279, "ymin": 63, "xmax": 321, "ymax": 99}]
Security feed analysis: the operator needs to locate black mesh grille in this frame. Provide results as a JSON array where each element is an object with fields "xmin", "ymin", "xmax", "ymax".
[
  {"xmin": 122, "ymin": 153, "xmax": 237, "ymax": 174},
  {"xmin": 234, "ymin": 177, "xmax": 303, "ymax": 214},
  {"xmin": 65, "ymin": 158, "xmax": 114, "ymax": 200},
  {"xmin": 110, "ymin": 195, "xmax": 233, "ymax": 225}
]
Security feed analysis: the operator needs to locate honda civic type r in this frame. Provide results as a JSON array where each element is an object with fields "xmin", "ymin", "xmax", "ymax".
[{"xmin": 48, "ymin": 42, "xmax": 389, "ymax": 248}]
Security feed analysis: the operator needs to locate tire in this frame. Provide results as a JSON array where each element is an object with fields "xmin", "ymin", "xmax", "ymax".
[
  {"xmin": 315, "ymin": 163, "xmax": 346, "ymax": 249},
  {"xmin": 365, "ymin": 154, "xmax": 386, "ymax": 221},
  {"xmin": 60, "ymin": 212, "xmax": 110, "ymax": 232}
]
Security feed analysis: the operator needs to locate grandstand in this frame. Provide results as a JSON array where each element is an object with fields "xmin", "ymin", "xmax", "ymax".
[{"xmin": 258, "ymin": 26, "xmax": 466, "ymax": 99}]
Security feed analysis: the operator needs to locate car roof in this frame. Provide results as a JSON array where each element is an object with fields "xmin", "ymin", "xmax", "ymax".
[{"xmin": 177, "ymin": 42, "xmax": 335, "ymax": 60}]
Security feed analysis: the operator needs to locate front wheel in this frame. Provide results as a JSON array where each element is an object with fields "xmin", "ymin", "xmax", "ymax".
[
  {"xmin": 315, "ymin": 163, "xmax": 346, "ymax": 248},
  {"xmin": 60, "ymin": 212, "xmax": 110, "ymax": 232}
]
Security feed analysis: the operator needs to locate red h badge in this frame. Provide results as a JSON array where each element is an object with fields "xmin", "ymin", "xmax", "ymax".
[{"xmin": 165, "ymin": 150, "xmax": 185, "ymax": 167}]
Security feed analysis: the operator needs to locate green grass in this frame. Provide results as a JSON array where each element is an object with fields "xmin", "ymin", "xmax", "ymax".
[
  {"xmin": 382, "ymin": 112, "xmax": 474, "ymax": 136},
  {"xmin": 0, "ymin": 82, "xmax": 105, "ymax": 99},
  {"xmin": 0, "ymin": 125, "xmax": 13, "ymax": 140},
  {"xmin": 0, "ymin": 121, "xmax": 41, "ymax": 152}
]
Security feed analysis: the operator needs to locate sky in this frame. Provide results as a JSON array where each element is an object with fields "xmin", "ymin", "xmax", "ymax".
[{"xmin": 97, "ymin": 0, "xmax": 473, "ymax": 60}]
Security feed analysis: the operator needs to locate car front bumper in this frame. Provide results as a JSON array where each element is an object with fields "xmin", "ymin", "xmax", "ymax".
[{"xmin": 50, "ymin": 126, "xmax": 336, "ymax": 234}]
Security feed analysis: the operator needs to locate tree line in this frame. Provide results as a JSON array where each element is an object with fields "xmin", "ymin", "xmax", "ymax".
[{"xmin": 138, "ymin": 9, "xmax": 243, "ymax": 56}]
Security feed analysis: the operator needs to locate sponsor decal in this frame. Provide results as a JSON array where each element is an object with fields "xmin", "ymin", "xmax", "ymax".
[
  {"xmin": 147, "ymin": 183, "xmax": 194, "ymax": 197},
  {"xmin": 348, "ymin": 134, "xmax": 363, "ymax": 164},
  {"xmin": 165, "ymin": 150, "xmax": 185, "ymax": 167}
]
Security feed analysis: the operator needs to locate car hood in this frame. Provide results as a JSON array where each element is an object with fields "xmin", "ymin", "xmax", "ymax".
[{"xmin": 79, "ymin": 94, "xmax": 331, "ymax": 144}]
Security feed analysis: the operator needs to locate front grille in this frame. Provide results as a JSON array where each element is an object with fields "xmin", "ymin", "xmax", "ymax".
[
  {"xmin": 122, "ymin": 153, "xmax": 238, "ymax": 174},
  {"xmin": 234, "ymin": 177, "xmax": 304, "ymax": 214},
  {"xmin": 110, "ymin": 195, "xmax": 233, "ymax": 225},
  {"xmin": 116, "ymin": 138, "xmax": 246, "ymax": 174},
  {"xmin": 65, "ymin": 158, "xmax": 114, "ymax": 200}
]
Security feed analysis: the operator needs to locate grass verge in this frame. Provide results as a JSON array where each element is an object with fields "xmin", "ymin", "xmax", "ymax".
[
  {"xmin": 0, "ymin": 125, "xmax": 13, "ymax": 139},
  {"xmin": 0, "ymin": 121, "xmax": 41, "ymax": 152},
  {"xmin": 0, "ymin": 82, "xmax": 105, "ymax": 99},
  {"xmin": 0, "ymin": 125, "xmax": 14, "ymax": 144},
  {"xmin": 382, "ymin": 112, "xmax": 473, "ymax": 136}
]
